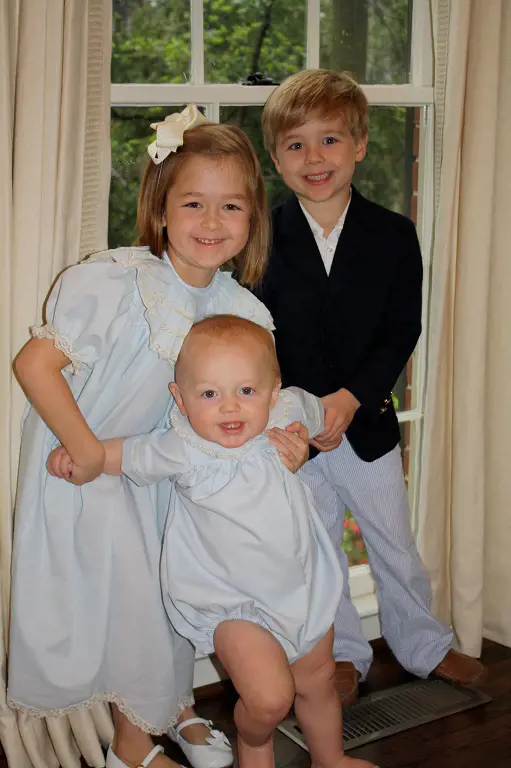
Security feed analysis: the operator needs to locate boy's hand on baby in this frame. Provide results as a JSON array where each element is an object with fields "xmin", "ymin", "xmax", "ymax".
[
  {"xmin": 312, "ymin": 388, "xmax": 360, "ymax": 452},
  {"xmin": 266, "ymin": 421, "xmax": 309, "ymax": 472}
]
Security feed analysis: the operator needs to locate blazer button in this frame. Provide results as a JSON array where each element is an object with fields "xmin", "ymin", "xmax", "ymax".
[{"xmin": 380, "ymin": 406, "xmax": 387, "ymax": 414}]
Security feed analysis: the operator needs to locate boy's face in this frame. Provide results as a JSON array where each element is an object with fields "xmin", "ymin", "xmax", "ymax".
[
  {"xmin": 170, "ymin": 335, "xmax": 281, "ymax": 449},
  {"xmin": 271, "ymin": 115, "xmax": 367, "ymax": 215}
]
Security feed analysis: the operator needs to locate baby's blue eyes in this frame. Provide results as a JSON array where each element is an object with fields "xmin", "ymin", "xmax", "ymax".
[{"xmin": 200, "ymin": 387, "xmax": 254, "ymax": 398}]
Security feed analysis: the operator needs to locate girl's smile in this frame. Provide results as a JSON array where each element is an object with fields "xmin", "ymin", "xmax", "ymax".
[{"xmin": 164, "ymin": 155, "xmax": 251, "ymax": 287}]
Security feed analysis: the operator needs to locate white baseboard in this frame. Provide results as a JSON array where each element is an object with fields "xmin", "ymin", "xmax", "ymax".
[{"xmin": 193, "ymin": 593, "xmax": 381, "ymax": 689}]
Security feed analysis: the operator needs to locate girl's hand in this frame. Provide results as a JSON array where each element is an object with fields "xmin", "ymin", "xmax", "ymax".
[
  {"xmin": 266, "ymin": 421, "xmax": 309, "ymax": 473},
  {"xmin": 46, "ymin": 444, "xmax": 105, "ymax": 486}
]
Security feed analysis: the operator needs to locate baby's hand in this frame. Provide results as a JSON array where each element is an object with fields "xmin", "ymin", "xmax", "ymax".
[
  {"xmin": 46, "ymin": 444, "xmax": 105, "ymax": 485},
  {"xmin": 266, "ymin": 421, "xmax": 309, "ymax": 473},
  {"xmin": 47, "ymin": 446, "xmax": 74, "ymax": 480}
]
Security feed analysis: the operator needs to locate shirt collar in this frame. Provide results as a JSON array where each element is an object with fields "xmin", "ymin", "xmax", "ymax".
[{"xmin": 299, "ymin": 191, "xmax": 352, "ymax": 239}]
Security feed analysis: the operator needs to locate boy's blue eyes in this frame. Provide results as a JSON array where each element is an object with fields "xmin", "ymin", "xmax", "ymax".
[{"xmin": 288, "ymin": 137, "xmax": 339, "ymax": 151}]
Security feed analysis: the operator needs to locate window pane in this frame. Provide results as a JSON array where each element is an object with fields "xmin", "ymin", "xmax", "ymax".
[
  {"xmin": 220, "ymin": 106, "xmax": 289, "ymax": 208},
  {"xmin": 355, "ymin": 106, "xmax": 417, "ymax": 216},
  {"xmin": 109, "ymin": 106, "xmax": 189, "ymax": 248},
  {"xmin": 112, "ymin": 1, "xmax": 190, "ymax": 84},
  {"xmin": 393, "ymin": 352, "xmax": 417, "ymax": 413},
  {"xmin": 320, "ymin": 0, "xmax": 412, "ymax": 84},
  {"xmin": 205, "ymin": 0, "xmax": 306, "ymax": 85}
]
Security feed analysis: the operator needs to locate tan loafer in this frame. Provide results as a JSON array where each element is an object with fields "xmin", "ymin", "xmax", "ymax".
[
  {"xmin": 334, "ymin": 660, "xmax": 361, "ymax": 706},
  {"xmin": 431, "ymin": 649, "xmax": 487, "ymax": 686}
]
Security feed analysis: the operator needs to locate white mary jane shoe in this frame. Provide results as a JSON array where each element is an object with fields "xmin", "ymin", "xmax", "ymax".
[
  {"xmin": 168, "ymin": 717, "xmax": 233, "ymax": 768},
  {"xmin": 106, "ymin": 743, "xmax": 181, "ymax": 768}
]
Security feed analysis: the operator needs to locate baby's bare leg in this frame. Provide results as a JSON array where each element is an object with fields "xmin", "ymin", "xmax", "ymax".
[
  {"xmin": 214, "ymin": 620, "xmax": 295, "ymax": 768},
  {"xmin": 291, "ymin": 628, "xmax": 378, "ymax": 768}
]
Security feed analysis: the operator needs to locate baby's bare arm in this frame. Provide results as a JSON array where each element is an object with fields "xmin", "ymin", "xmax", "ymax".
[{"xmin": 102, "ymin": 439, "xmax": 124, "ymax": 475}]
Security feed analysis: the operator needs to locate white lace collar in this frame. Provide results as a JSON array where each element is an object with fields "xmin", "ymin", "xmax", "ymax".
[
  {"xmin": 89, "ymin": 246, "xmax": 274, "ymax": 364},
  {"xmin": 169, "ymin": 390, "xmax": 293, "ymax": 460}
]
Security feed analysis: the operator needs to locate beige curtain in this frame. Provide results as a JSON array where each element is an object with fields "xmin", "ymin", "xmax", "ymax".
[
  {"xmin": 0, "ymin": 1, "xmax": 113, "ymax": 766},
  {"xmin": 418, "ymin": 0, "xmax": 511, "ymax": 656}
]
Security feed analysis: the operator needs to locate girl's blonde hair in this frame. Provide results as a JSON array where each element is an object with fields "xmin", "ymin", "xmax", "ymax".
[{"xmin": 137, "ymin": 123, "xmax": 269, "ymax": 287}]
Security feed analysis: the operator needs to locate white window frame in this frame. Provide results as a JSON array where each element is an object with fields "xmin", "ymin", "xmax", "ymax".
[{"xmin": 111, "ymin": 0, "xmax": 434, "ymax": 624}]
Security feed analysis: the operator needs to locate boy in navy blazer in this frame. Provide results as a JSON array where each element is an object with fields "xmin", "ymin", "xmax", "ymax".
[{"xmin": 257, "ymin": 69, "xmax": 485, "ymax": 703}]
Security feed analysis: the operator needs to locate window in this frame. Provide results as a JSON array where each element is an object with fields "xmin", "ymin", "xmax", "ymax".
[{"xmin": 110, "ymin": 0, "xmax": 434, "ymax": 585}]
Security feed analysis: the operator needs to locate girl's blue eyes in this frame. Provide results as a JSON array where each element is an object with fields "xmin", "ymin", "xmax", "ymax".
[{"xmin": 184, "ymin": 202, "xmax": 242, "ymax": 211}]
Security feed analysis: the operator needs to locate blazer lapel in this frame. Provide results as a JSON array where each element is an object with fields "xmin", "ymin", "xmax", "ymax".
[
  {"xmin": 328, "ymin": 187, "xmax": 364, "ymax": 282},
  {"xmin": 276, "ymin": 196, "xmax": 328, "ymax": 288}
]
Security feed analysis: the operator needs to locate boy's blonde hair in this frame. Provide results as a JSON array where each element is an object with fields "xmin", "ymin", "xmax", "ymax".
[
  {"xmin": 137, "ymin": 123, "xmax": 269, "ymax": 287},
  {"xmin": 262, "ymin": 69, "xmax": 368, "ymax": 153},
  {"xmin": 176, "ymin": 315, "xmax": 280, "ymax": 382}
]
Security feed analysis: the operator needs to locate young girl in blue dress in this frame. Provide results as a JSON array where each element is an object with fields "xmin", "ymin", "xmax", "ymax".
[{"xmin": 8, "ymin": 107, "xmax": 308, "ymax": 768}]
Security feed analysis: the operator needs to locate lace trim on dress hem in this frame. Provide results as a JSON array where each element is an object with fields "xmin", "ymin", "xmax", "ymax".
[
  {"xmin": 31, "ymin": 324, "xmax": 82, "ymax": 374},
  {"xmin": 7, "ymin": 692, "xmax": 195, "ymax": 735}
]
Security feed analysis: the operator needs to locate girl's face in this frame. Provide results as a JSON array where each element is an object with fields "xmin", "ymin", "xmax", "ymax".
[{"xmin": 164, "ymin": 155, "xmax": 251, "ymax": 287}]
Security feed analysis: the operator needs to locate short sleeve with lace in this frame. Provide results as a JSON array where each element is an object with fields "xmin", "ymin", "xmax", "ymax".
[{"xmin": 31, "ymin": 261, "xmax": 136, "ymax": 374}]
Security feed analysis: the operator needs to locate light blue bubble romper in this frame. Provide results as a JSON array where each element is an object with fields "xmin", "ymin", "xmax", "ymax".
[
  {"xmin": 8, "ymin": 246, "xmax": 273, "ymax": 732},
  {"xmin": 123, "ymin": 388, "xmax": 343, "ymax": 663}
]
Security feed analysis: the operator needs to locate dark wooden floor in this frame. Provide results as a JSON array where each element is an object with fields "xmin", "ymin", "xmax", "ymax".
[{"xmin": 2, "ymin": 640, "xmax": 510, "ymax": 767}]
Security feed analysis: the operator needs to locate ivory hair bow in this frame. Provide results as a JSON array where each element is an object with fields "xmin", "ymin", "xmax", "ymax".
[{"xmin": 147, "ymin": 104, "xmax": 208, "ymax": 165}]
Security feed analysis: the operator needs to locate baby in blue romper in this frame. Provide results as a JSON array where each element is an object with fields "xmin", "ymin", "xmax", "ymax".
[{"xmin": 58, "ymin": 314, "xmax": 377, "ymax": 768}]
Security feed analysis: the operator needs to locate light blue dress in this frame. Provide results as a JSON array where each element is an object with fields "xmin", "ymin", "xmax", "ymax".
[
  {"xmin": 123, "ymin": 388, "xmax": 344, "ymax": 663},
  {"xmin": 8, "ymin": 246, "xmax": 274, "ymax": 733}
]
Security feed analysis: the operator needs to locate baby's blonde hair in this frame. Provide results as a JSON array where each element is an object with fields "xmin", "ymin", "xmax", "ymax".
[
  {"xmin": 175, "ymin": 315, "xmax": 280, "ymax": 384},
  {"xmin": 263, "ymin": 69, "xmax": 368, "ymax": 154},
  {"xmin": 137, "ymin": 123, "xmax": 269, "ymax": 287}
]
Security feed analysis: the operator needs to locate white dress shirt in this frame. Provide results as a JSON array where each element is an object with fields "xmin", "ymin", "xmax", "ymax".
[{"xmin": 299, "ymin": 195, "xmax": 351, "ymax": 275}]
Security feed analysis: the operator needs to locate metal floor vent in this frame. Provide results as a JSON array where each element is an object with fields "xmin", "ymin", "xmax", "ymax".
[{"xmin": 278, "ymin": 679, "xmax": 491, "ymax": 751}]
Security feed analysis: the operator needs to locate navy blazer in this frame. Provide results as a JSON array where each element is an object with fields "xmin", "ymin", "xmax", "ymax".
[{"xmin": 256, "ymin": 187, "xmax": 423, "ymax": 462}]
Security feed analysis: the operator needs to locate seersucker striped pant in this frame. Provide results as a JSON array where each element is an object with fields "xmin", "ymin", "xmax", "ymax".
[{"xmin": 298, "ymin": 437, "xmax": 452, "ymax": 679}]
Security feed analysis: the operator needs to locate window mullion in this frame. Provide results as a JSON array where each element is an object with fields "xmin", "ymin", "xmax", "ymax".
[
  {"xmin": 190, "ymin": 0, "xmax": 204, "ymax": 85},
  {"xmin": 306, "ymin": 0, "xmax": 320, "ymax": 68},
  {"xmin": 204, "ymin": 103, "xmax": 220, "ymax": 123},
  {"xmin": 410, "ymin": 0, "xmax": 434, "ymax": 86},
  {"xmin": 110, "ymin": 84, "xmax": 433, "ymax": 108}
]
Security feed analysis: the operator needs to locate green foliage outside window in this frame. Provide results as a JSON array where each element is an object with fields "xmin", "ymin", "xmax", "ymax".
[
  {"xmin": 110, "ymin": 0, "xmax": 413, "ymax": 565},
  {"xmin": 110, "ymin": 0, "xmax": 413, "ymax": 249}
]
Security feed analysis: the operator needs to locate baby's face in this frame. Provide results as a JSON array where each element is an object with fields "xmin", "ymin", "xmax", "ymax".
[{"xmin": 172, "ymin": 336, "xmax": 281, "ymax": 449}]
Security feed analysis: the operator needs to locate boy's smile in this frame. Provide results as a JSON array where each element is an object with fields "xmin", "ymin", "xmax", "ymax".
[{"xmin": 271, "ymin": 115, "xmax": 367, "ymax": 231}]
